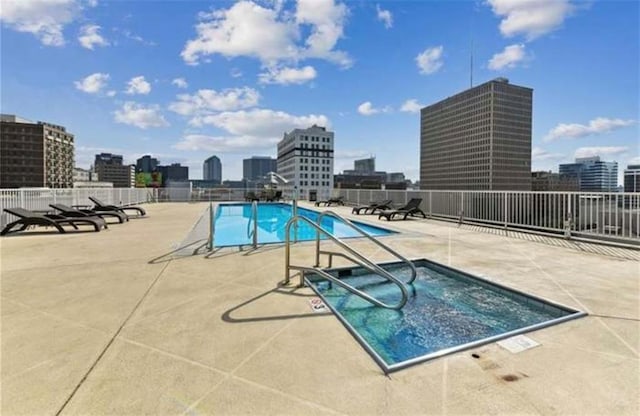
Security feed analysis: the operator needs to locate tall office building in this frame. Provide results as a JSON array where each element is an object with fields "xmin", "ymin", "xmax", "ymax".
[
  {"xmin": 559, "ymin": 156, "xmax": 618, "ymax": 192},
  {"xmin": 136, "ymin": 155, "xmax": 159, "ymax": 173},
  {"xmin": 0, "ymin": 114, "xmax": 74, "ymax": 188},
  {"xmin": 354, "ymin": 157, "xmax": 375, "ymax": 174},
  {"xmin": 531, "ymin": 171, "xmax": 579, "ymax": 191},
  {"xmin": 94, "ymin": 153, "xmax": 134, "ymax": 187},
  {"xmin": 420, "ymin": 78, "xmax": 532, "ymax": 190},
  {"xmin": 243, "ymin": 156, "xmax": 277, "ymax": 181},
  {"xmin": 203, "ymin": 155, "xmax": 222, "ymax": 184},
  {"xmin": 277, "ymin": 124, "xmax": 334, "ymax": 200},
  {"xmin": 624, "ymin": 164, "xmax": 640, "ymax": 192}
]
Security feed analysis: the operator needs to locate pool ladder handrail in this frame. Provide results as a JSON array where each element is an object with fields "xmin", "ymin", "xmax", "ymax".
[
  {"xmin": 284, "ymin": 215, "xmax": 409, "ymax": 310},
  {"xmin": 314, "ymin": 210, "xmax": 418, "ymax": 284},
  {"xmin": 246, "ymin": 200, "xmax": 258, "ymax": 248}
]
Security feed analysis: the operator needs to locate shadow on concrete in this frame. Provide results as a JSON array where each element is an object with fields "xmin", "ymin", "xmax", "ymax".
[{"xmin": 221, "ymin": 285, "xmax": 330, "ymax": 324}]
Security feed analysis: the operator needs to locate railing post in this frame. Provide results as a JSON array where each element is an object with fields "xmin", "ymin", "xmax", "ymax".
[
  {"xmin": 207, "ymin": 202, "xmax": 214, "ymax": 250},
  {"xmin": 252, "ymin": 200, "xmax": 258, "ymax": 248},
  {"xmin": 503, "ymin": 192, "xmax": 508, "ymax": 229}
]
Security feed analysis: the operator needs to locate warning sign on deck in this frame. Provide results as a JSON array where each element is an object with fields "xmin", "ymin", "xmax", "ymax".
[{"xmin": 308, "ymin": 297, "xmax": 330, "ymax": 313}]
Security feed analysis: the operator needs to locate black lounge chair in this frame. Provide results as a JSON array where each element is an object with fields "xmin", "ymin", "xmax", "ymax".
[
  {"xmin": 89, "ymin": 196, "xmax": 146, "ymax": 217},
  {"xmin": 351, "ymin": 199, "xmax": 393, "ymax": 215},
  {"xmin": 245, "ymin": 191, "xmax": 260, "ymax": 202},
  {"xmin": 315, "ymin": 196, "xmax": 345, "ymax": 207},
  {"xmin": 266, "ymin": 190, "xmax": 283, "ymax": 202},
  {"xmin": 1, "ymin": 207, "xmax": 106, "ymax": 236},
  {"xmin": 377, "ymin": 198, "xmax": 426, "ymax": 221},
  {"xmin": 49, "ymin": 203, "xmax": 128, "ymax": 223}
]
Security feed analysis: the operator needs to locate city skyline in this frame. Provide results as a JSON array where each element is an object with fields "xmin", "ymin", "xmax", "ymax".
[{"xmin": 1, "ymin": 0, "xmax": 638, "ymax": 184}]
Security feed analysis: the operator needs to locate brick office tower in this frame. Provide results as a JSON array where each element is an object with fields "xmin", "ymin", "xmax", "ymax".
[{"xmin": 0, "ymin": 114, "xmax": 74, "ymax": 188}]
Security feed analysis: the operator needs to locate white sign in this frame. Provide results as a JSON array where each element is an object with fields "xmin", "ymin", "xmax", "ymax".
[
  {"xmin": 497, "ymin": 335, "xmax": 540, "ymax": 353},
  {"xmin": 308, "ymin": 297, "xmax": 330, "ymax": 313}
]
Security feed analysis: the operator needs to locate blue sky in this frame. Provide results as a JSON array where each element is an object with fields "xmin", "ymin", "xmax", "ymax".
[{"xmin": 1, "ymin": 0, "xmax": 638, "ymax": 184}]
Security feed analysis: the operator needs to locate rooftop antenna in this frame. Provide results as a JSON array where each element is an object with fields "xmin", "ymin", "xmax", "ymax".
[{"xmin": 470, "ymin": 2, "xmax": 475, "ymax": 88}]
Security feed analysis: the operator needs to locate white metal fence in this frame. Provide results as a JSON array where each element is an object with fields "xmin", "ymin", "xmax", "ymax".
[
  {"xmin": 2, "ymin": 187, "xmax": 639, "ymax": 245},
  {"xmin": 336, "ymin": 189, "xmax": 640, "ymax": 244},
  {"xmin": 0, "ymin": 188, "xmax": 157, "ymax": 228}
]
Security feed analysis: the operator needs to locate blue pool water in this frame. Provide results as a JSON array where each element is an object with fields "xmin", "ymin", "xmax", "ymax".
[
  {"xmin": 213, "ymin": 203, "xmax": 394, "ymax": 247},
  {"xmin": 307, "ymin": 260, "xmax": 584, "ymax": 371}
]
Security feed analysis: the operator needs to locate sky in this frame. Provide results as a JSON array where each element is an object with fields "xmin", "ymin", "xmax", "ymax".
[{"xmin": 1, "ymin": 0, "xmax": 638, "ymax": 184}]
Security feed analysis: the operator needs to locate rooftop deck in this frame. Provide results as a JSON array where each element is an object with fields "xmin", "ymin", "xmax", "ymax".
[{"xmin": 2, "ymin": 202, "xmax": 638, "ymax": 415}]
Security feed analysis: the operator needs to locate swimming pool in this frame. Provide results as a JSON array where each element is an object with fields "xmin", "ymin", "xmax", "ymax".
[
  {"xmin": 307, "ymin": 259, "xmax": 585, "ymax": 372},
  {"xmin": 213, "ymin": 203, "xmax": 395, "ymax": 247}
]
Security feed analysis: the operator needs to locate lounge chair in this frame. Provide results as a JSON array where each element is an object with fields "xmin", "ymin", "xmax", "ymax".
[
  {"xmin": 314, "ymin": 196, "xmax": 345, "ymax": 207},
  {"xmin": 377, "ymin": 198, "xmax": 426, "ymax": 221},
  {"xmin": 351, "ymin": 200, "xmax": 393, "ymax": 215},
  {"xmin": 267, "ymin": 190, "xmax": 283, "ymax": 202},
  {"xmin": 245, "ymin": 191, "xmax": 260, "ymax": 202},
  {"xmin": 89, "ymin": 196, "xmax": 146, "ymax": 217},
  {"xmin": 1, "ymin": 207, "xmax": 106, "ymax": 236},
  {"xmin": 49, "ymin": 203, "xmax": 128, "ymax": 223}
]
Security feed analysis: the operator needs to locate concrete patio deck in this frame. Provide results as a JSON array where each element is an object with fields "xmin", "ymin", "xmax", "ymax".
[{"xmin": 1, "ymin": 202, "xmax": 638, "ymax": 415}]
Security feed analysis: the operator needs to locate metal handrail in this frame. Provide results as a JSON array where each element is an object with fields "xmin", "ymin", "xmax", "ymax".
[
  {"xmin": 246, "ymin": 200, "xmax": 258, "ymax": 248},
  {"xmin": 315, "ymin": 210, "xmax": 418, "ymax": 284},
  {"xmin": 284, "ymin": 215, "xmax": 408, "ymax": 309},
  {"xmin": 207, "ymin": 202, "xmax": 214, "ymax": 250}
]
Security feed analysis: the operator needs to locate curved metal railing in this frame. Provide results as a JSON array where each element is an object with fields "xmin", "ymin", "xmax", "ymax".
[
  {"xmin": 246, "ymin": 200, "xmax": 258, "ymax": 248},
  {"xmin": 314, "ymin": 210, "xmax": 418, "ymax": 284},
  {"xmin": 284, "ymin": 215, "xmax": 409, "ymax": 309}
]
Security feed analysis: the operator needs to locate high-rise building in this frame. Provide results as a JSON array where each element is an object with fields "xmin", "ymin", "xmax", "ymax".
[
  {"xmin": 203, "ymin": 155, "xmax": 222, "ymax": 184},
  {"xmin": 158, "ymin": 163, "xmax": 189, "ymax": 185},
  {"xmin": 277, "ymin": 124, "xmax": 334, "ymax": 200},
  {"xmin": 0, "ymin": 114, "xmax": 74, "ymax": 188},
  {"xmin": 94, "ymin": 153, "xmax": 134, "ymax": 187},
  {"xmin": 559, "ymin": 156, "xmax": 618, "ymax": 192},
  {"xmin": 623, "ymin": 164, "xmax": 639, "ymax": 192},
  {"xmin": 531, "ymin": 171, "xmax": 579, "ymax": 191},
  {"xmin": 136, "ymin": 155, "xmax": 159, "ymax": 173},
  {"xmin": 243, "ymin": 156, "xmax": 277, "ymax": 181},
  {"xmin": 354, "ymin": 157, "xmax": 375, "ymax": 174},
  {"xmin": 420, "ymin": 78, "xmax": 532, "ymax": 190}
]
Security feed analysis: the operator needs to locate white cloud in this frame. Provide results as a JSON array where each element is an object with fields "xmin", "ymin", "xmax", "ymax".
[
  {"xmin": 400, "ymin": 99, "xmax": 423, "ymax": 113},
  {"xmin": 172, "ymin": 78, "xmax": 188, "ymax": 88},
  {"xmin": 74, "ymin": 72, "xmax": 110, "ymax": 94},
  {"xmin": 488, "ymin": 43, "xmax": 528, "ymax": 70},
  {"xmin": 544, "ymin": 117, "xmax": 636, "ymax": 142},
  {"xmin": 295, "ymin": 0, "xmax": 351, "ymax": 66},
  {"xmin": 78, "ymin": 24, "xmax": 108, "ymax": 50},
  {"xmin": 258, "ymin": 65, "xmax": 317, "ymax": 85},
  {"xmin": 357, "ymin": 102, "xmax": 377, "ymax": 116},
  {"xmin": 574, "ymin": 146, "xmax": 629, "ymax": 159},
  {"xmin": 125, "ymin": 76, "xmax": 151, "ymax": 95},
  {"xmin": 0, "ymin": 0, "xmax": 93, "ymax": 46},
  {"xmin": 174, "ymin": 135, "xmax": 280, "ymax": 153},
  {"xmin": 114, "ymin": 102, "xmax": 169, "ymax": 129},
  {"xmin": 181, "ymin": 0, "xmax": 351, "ymax": 69},
  {"xmin": 181, "ymin": 1, "xmax": 298, "ymax": 65},
  {"xmin": 191, "ymin": 109, "xmax": 330, "ymax": 138},
  {"xmin": 169, "ymin": 87, "xmax": 260, "ymax": 116},
  {"xmin": 106, "ymin": 90, "xmax": 116, "ymax": 97},
  {"xmin": 357, "ymin": 101, "xmax": 390, "ymax": 116},
  {"xmin": 230, "ymin": 68, "xmax": 243, "ymax": 78},
  {"xmin": 376, "ymin": 4, "xmax": 393, "ymax": 29},
  {"xmin": 416, "ymin": 46, "xmax": 443, "ymax": 75},
  {"xmin": 532, "ymin": 147, "xmax": 564, "ymax": 161},
  {"xmin": 487, "ymin": 0, "xmax": 575, "ymax": 41},
  {"xmin": 175, "ymin": 108, "xmax": 331, "ymax": 152}
]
